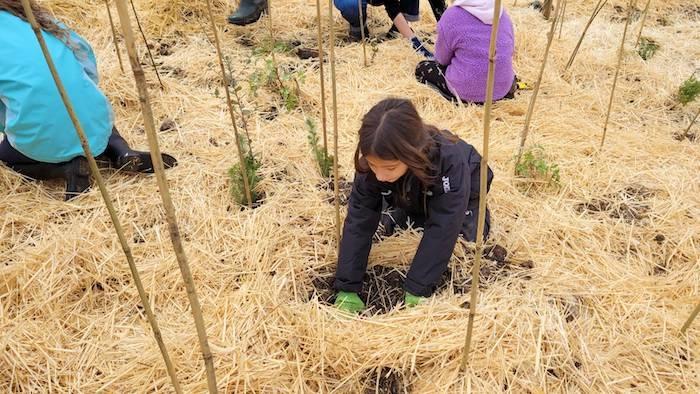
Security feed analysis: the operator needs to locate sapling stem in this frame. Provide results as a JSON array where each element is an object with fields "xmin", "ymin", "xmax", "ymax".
[
  {"xmin": 565, "ymin": 0, "xmax": 607, "ymax": 71},
  {"xmin": 114, "ymin": 1, "xmax": 219, "ymax": 391},
  {"xmin": 19, "ymin": 0, "xmax": 181, "ymax": 392},
  {"xmin": 635, "ymin": 0, "xmax": 652, "ymax": 47},
  {"xmin": 315, "ymin": 0, "xmax": 329, "ymax": 159},
  {"xmin": 358, "ymin": 0, "xmax": 368, "ymax": 67},
  {"xmin": 327, "ymin": 0, "xmax": 342, "ymax": 248}
]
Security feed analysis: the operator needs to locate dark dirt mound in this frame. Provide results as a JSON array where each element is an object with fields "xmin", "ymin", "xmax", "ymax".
[{"xmin": 576, "ymin": 184, "xmax": 655, "ymax": 222}]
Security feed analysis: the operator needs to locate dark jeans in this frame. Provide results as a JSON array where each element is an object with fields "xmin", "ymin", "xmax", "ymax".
[
  {"xmin": 415, "ymin": 60, "xmax": 519, "ymax": 105},
  {"xmin": 334, "ymin": 0, "xmax": 420, "ymax": 28},
  {"xmin": 0, "ymin": 128, "xmax": 129, "ymax": 178}
]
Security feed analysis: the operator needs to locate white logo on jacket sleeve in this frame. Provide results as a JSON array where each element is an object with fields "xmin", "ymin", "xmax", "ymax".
[{"xmin": 442, "ymin": 176, "xmax": 451, "ymax": 193}]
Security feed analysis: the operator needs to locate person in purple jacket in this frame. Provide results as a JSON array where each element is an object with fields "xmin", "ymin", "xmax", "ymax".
[{"xmin": 415, "ymin": 0, "xmax": 517, "ymax": 104}]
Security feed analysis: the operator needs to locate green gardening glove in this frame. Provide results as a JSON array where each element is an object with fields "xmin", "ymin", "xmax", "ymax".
[
  {"xmin": 405, "ymin": 292, "xmax": 425, "ymax": 307},
  {"xmin": 334, "ymin": 291, "xmax": 365, "ymax": 314}
]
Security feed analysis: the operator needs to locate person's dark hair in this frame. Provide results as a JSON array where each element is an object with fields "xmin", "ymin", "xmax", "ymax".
[
  {"xmin": 0, "ymin": 0, "xmax": 69, "ymax": 41},
  {"xmin": 354, "ymin": 98, "xmax": 455, "ymax": 187}
]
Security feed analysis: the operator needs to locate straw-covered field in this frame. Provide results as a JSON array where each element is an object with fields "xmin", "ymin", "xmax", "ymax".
[{"xmin": 1, "ymin": 0, "xmax": 699, "ymax": 392}]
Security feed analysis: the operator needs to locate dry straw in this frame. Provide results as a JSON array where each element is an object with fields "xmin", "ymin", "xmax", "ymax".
[
  {"xmin": 565, "ymin": 0, "xmax": 607, "ymax": 71},
  {"xmin": 600, "ymin": 0, "xmax": 634, "ymax": 149},
  {"xmin": 460, "ymin": 0, "xmax": 503, "ymax": 371},
  {"xmin": 113, "ymin": 0, "xmax": 217, "ymax": 392},
  {"xmin": 16, "ymin": 0, "xmax": 181, "ymax": 392}
]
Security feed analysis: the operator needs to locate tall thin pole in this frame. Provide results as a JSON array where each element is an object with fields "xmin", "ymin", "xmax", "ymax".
[
  {"xmin": 113, "ymin": 1, "xmax": 218, "ymax": 392},
  {"xmin": 128, "ymin": 0, "xmax": 164, "ymax": 90},
  {"xmin": 204, "ymin": 0, "xmax": 253, "ymax": 207},
  {"xmin": 565, "ymin": 0, "xmax": 607, "ymax": 71},
  {"xmin": 682, "ymin": 108, "xmax": 700, "ymax": 137},
  {"xmin": 601, "ymin": 0, "xmax": 633, "ymax": 149},
  {"xmin": 460, "ymin": 0, "xmax": 503, "ymax": 371},
  {"xmin": 103, "ymin": 0, "xmax": 124, "ymax": 73},
  {"xmin": 515, "ymin": 0, "xmax": 559, "ymax": 168},
  {"xmin": 634, "ymin": 0, "xmax": 652, "ymax": 47},
  {"xmin": 327, "ymin": 0, "xmax": 341, "ymax": 248},
  {"xmin": 358, "ymin": 0, "xmax": 368, "ymax": 67},
  {"xmin": 315, "ymin": 0, "xmax": 329, "ymax": 156},
  {"xmin": 18, "ymin": 1, "xmax": 181, "ymax": 392},
  {"xmin": 557, "ymin": 0, "xmax": 567, "ymax": 39},
  {"xmin": 681, "ymin": 301, "xmax": 700, "ymax": 334}
]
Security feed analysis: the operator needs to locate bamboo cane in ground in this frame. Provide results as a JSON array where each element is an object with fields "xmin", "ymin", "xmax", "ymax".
[
  {"xmin": 601, "ymin": 0, "xmax": 633, "ymax": 150},
  {"xmin": 358, "ymin": 0, "xmax": 368, "ymax": 67},
  {"xmin": 681, "ymin": 107, "xmax": 700, "ymax": 137},
  {"xmin": 515, "ymin": 0, "xmax": 559, "ymax": 169},
  {"xmin": 128, "ymin": 0, "xmax": 163, "ymax": 90},
  {"xmin": 204, "ymin": 0, "xmax": 253, "ymax": 208},
  {"xmin": 315, "ymin": 0, "xmax": 329, "ymax": 159},
  {"xmin": 542, "ymin": 0, "xmax": 553, "ymax": 19},
  {"xmin": 460, "ymin": 0, "xmax": 503, "ymax": 372},
  {"xmin": 565, "ymin": 0, "xmax": 607, "ymax": 71},
  {"xmin": 113, "ymin": 1, "xmax": 218, "ymax": 392},
  {"xmin": 635, "ymin": 0, "xmax": 652, "ymax": 47},
  {"xmin": 681, "ymin": 300, "xmax": 700, "ymax": 334},
  {"xmin": 103, "ymin": 0, "xmax": 124, "ymax": 73},
  {"xmin": 557, "ymin": 0, "xmax": 567, "ymax": 39},
  {"xmin": 327, "ymin": 0, "xmax": 341, "ymax": 248},
  {"xmin": 18, "ymin": 0, "xmax": 182, "ymax": 392}
]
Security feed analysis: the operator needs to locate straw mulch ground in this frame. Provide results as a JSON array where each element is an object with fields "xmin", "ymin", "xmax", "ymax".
[{"xmin": 1, "ymin": 0, "xmax": 699, "ymax": 392}]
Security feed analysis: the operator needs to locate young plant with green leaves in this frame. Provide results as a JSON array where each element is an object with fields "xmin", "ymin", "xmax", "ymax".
[
  {"xmin": 637, "ymin": 37, "xmax": 659, "ymax": 60},
  {"xmin": 678, "ymin": 75, "xmax": 700, "ymax": 105},
  {"xmin": 514, "ymin": 146, "xmax": 561, "ymax": 189},
  {"xmin": 306, "ymin": 118, "xmax": 334, "ymax": 178},
  {"xmin": 247, "ymin": 54, "xmax": 305, "ymax": 111},
  {"xmin": 228, "ymin": 136, "xmax": 262, "ymax": 206}
]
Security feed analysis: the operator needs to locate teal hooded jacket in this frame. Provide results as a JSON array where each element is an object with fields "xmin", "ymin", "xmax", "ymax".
[{"xmin": 0, "ymin": 11, "xmax": 113, "ymax": 163}]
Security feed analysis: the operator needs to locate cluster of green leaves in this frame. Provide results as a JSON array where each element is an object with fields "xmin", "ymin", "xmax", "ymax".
[
  {"xmin": 252, "ymin": 38, "xmax": 292, "ymax": 57},
  {"xmin": 637, "ymin": 37, "xmax": 659, "ymax": 61},
  {"xmin": 515, "ymin": 146, "xmax": 561, "ymax": 189},
  {"xmin": 678, "ymin": 75, "xmax": 700, "ymax": 105},
  {"xmin": 306, "ymin": 118, "xmax": 333, "ymax": 178},
  {"xmin": 247, "ymin": 41, "xmax": 305, "ymax": 111},
  {"xmin": 228, "ymin": 136, "xmax": 262, "ymax": 206}
]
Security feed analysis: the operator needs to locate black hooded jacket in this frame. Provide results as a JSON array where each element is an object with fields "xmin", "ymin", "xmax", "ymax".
[{"xmin": 334, "ymin": 132, "xmax": 494, "ymax": 297}]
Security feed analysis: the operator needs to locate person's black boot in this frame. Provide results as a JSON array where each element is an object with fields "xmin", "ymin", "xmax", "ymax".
[
  {"xmin": 348, "ymin": 25, "xmax": 370, "ymax": 43},
  {"xmin": 63, "ymin": 156, "xmax": 91, "ymax": 201},
  {"xmin": 114, "ymin": 151, "xmax": 178, "ymax": 174},
  {"xmin": 227, "ymin": 0, "xmax": 268, "ymax": 26}
]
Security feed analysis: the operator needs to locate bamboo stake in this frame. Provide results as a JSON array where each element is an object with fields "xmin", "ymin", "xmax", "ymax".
[
  {"xmin": 515, "ymin": 0, "xmax": 559, "ymax": 168},
  {"xmin": 315, "ymin": 0, "xmax": 329, "ymax": 157},
  {"xmin": 358, "ymin": 0, "xmax": 368, "ymax": 67},
  {"xmin": 103, "ymin": 0, "xmax": 124, "ymax": 73},
  {"xmin": 113, "ymin": 1, "xmax": 218, "ymax": 392},
  {"xmin": 600, "ymin": 0, "xmax": 633, "ymax": 150},
  {"xmin": 128, "ymin": 0, "xmax": 163, "ymax": 90},
  {"xmin": 681, "ymin": 300, "xmax": 700, "ymax": 334},
  {"xmin": 565, "ymin": 0, "xmax": 607, "ymax": 71},
  {"xmin": 327, "ymin": 0, "xmax": 341, "ymax": 248},
  {"xmin": 18, "ymin": 1, "xmax": 182, "ymax": 392},
  {"xmin": 460, "ymin": 0, "xmax": 503, "ymax": 371},
  {"xmin": 557, "ymin": 0, "xmax": 567, "ymax": 39},
  {"xmin": 204, "ymin": 1, "xmax": 253, "ymax": 208},
  {"xmin": 634, "ymin": 0, "xmax": 652, "ymax": 47},
  {"xmin": 542, "ymin": 0, "xmax": 553, "ymax": 19}
]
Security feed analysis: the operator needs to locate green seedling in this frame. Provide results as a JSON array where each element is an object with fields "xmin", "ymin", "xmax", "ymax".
[
  {"xmin": 228, "ymin": 135, "xmax": 262, "ymax": 206},
  {"xmin": 515, "ymin": 145, "xmax": 561, "ymax": 189},
  {"xmin": 637, "ymin": 37, "xmax": 659, "ymax": 60},
  {"xmin": 306, "ymin": 118, "xmax": 333, "ymax": 178},
  {"xmin": 678, "ymin": 75, "xmax": 700, "ymax": 105}
]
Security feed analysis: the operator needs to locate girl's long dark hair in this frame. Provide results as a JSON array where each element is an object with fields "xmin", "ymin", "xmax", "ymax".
[
  {"xmin": 0, "ymin": 0, "xmax": 68, "ymax": 40},
  {"xmin": 354, "ymin": 98, "xmax": 456, "ymax": 187}
]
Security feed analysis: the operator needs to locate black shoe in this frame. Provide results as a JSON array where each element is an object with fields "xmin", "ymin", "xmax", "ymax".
[
  {"xmin": 115, "ymin": 151, "xmax": 178, "ymax": 174},
  {"xmin": 227, "ymin": 0, "xmax": 268, "ymax": 26},
  {"xmin": 64, "ymin": 156, "xmax": 91, "ymax": 201},
  {"xmin": 348, "ymin": 26, "xmax": 370, "ymax": 43}
]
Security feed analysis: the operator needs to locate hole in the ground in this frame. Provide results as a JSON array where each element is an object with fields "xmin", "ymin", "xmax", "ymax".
[
  {"xmin": 361, "ymin": 367, "xmax": 406, "ymax": 394},
  {"xmin": 575, "ymin": 184, "xmax": 656, "ymax": 223},
  {"xmin": 318, "ymin": 176, "xmax": 352, "ymax": 206}
]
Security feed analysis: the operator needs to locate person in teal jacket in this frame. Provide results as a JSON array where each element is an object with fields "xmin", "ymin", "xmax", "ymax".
[{"xmin": 0, "ymin": 1, "xmax": 176, "ymax": 200}]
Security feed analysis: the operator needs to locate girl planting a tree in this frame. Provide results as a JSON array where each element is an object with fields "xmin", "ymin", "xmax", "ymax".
[{"xmin": 334, "ymin": 98, "xmax": 493, "ymax": 313}]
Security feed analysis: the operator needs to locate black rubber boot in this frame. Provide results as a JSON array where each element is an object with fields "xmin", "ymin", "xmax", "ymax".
[
  {"xmin": 227, "ymin": 0, "xmax": 268, "ymax": 26},
  {"xmin": 63, "ymin": 156, "xmax": 91, "ymax": 201},
  {"xmin": 348, "ymin": 25, "xmax": 370, "ymax": 43}
]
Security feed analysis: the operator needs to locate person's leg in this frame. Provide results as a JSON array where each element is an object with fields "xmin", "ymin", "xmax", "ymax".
[
  {"xmin": 427, "ymin": 0, "xmax": 446, "ymax": 22},
  {"xmin": 415, "ymin": 60, "xmax": 459, "ymax": 102},
  {"xmin": 400, "ymin": 0, "xmax": 420, "ymax": 22},
  {"xmin": 335, "ymin": 0, "xmax": 369, "ymax": 41},
  {"xmin": 0, "ymin": 137, "xmax": 90, "ymax": 200},
  {"xmin": 227, "ymin": 0, "xmax": 268, "ymax": 26}
]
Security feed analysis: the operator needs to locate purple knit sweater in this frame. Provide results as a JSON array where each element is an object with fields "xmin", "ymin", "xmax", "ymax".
[{"xmin": 435, "ymin": 7, "xmax": 515, "ymax": 103}]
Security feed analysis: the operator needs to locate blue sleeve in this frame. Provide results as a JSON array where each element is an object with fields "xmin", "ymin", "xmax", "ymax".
[{"xmin": 0, "ymin": 96, "xmax": 6, "ymax": 132}]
